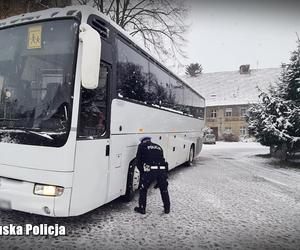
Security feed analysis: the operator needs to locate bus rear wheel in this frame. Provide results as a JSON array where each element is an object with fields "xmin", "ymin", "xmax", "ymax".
[
  {"xmin": 123, "ymin": 162, "xmax": 140, "ymax": 202},
  {"xmin": 187, "ymin": 145, "xmax": 194, "ymax": 166}
]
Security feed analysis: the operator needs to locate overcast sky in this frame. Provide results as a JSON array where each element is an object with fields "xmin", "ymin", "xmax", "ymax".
[{"xmin": 180, "ymin": 0, "xmax": 300, "ymax": 73}]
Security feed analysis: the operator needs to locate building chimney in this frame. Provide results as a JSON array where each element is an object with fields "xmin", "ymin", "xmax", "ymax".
[{"xmin": 239, "ymin": 64, "xmax": 250, "ymax": 74}]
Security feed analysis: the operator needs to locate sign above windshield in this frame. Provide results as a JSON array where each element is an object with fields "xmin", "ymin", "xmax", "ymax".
[{"xmin": 27, "ymin": 25, "xmax": 42, "ymax": 49}]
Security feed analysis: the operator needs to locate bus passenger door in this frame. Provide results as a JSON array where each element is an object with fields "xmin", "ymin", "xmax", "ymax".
[{"xmin": 70, "ymin": 63, "xmax": 110, "ymax": 216}]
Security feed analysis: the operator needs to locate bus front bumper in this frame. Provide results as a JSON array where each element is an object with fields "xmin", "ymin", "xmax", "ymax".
[{"xmin": 0, "ymin": 177, "xmax": 71, "ymax": 217}]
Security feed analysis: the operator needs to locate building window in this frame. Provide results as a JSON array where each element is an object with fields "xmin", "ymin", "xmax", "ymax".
[
  {"xmin": 225, "ymin": 108, "xmax": 232, "ymax": 117},
  {"xmin": 210, "ymin": 94, "xmax": 216, "ymax": 101},
  {"xmin": 224, "ymin": 127, "xmax": 232, "ymax": 133},
  {"xmin": 240, "ymin": 126, "xmax": 247, "ymax": 136},
  {"xmin": 210, "ymin": 109, "xmax": 217, "ymax": 118},
  {"xmin": 241, "ymin": 108, "xmax": 247, "ymax": 117}
]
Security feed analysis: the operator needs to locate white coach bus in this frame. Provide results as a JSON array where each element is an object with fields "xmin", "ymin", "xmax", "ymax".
[{"xmin": 0, "ymin": 6, "xmax": 205, "ymax": 216}]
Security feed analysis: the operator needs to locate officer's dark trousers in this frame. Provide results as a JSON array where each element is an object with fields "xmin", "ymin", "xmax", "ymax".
[{"xmin": 139, "ymin": 169, "xmax": 170, "ymax": 211}]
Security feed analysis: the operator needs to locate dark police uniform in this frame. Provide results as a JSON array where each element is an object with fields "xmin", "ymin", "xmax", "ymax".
[{"xmin": 134, "ymin": 137, "xmax": 170, "ymax": 214}]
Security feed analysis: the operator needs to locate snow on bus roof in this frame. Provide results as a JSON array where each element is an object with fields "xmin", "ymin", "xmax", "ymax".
[
  {"xmin": 184, "ymin": 68, "xmax": 282, "ymax": 107},
  {"xmin": 0, "ymin": 5, "xmax": 202, "ymax": 100}
]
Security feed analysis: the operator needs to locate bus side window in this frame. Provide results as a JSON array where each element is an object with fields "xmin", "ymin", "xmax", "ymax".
[{"xmin": 78, "ymin": 64, "xmax": 109, "ymax": 139}]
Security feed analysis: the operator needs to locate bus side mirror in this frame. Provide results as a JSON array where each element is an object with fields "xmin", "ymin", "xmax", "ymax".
[{"xmin": 79, "ymin": 23, "xmax": 101, "ymax": 90}]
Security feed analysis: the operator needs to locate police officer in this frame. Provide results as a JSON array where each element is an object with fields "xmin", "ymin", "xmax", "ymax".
[{"xmin": 134, "ymin": 136, "xmax": 170, "ymax": 214}]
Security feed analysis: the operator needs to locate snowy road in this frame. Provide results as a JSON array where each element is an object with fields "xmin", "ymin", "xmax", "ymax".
[{"xmin": 1, "ymin": 142, "xmax": 300, "ymax": 249}]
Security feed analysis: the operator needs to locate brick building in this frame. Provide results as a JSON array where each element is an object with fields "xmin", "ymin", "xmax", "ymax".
[
  {"xmin": 185, "ymin": 66, "xmax": 282, "ymax": 140},
  {"xmin": 205, "ymin": 104, "xmax": 249, "ymax": 140},
  {"xmin": 0, "ymin": 0, "xmax": 71, "ymax": 19}
]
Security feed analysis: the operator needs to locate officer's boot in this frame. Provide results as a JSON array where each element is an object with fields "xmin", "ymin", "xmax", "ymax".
[
  {"xmin": 134, "ymin": 206, "xmax": 146, "ymax": 214},
  {"xmin": 135, "ymin": 183, "xmax": 147, "ymax": 214},
  {"xmin": 161, "ymin": 190, "xmax": 170, "ymax": 214},
  {"xmin": 164, "ymin": 206, "xmax": 170, "ymax": 214}
]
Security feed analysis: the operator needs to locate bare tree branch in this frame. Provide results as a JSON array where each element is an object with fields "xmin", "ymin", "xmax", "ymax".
[
  {"xmin": 121, "ymin": 0, "xmax": 147, "ymax": 25},
  {"xmin": 105, "ymin": 0, "xmax": 115, "ymax": 15},
  {"xmin": 78, "ymin": 0, "xmax": 189, "ymax": 64},
  {"xmin": 76, "ymin": 0, "xmax": 92, "ymax": 5}
]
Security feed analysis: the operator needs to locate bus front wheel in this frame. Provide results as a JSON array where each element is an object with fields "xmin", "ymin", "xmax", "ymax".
[{"xmin": 123, "ymin": 162, "xmax": 140, "ymax": 202}]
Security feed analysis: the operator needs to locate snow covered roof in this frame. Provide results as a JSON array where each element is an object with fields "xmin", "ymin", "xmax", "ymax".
[{"xmin": 184, "ymin": 68, "xmax": 282, "ymax": 107}]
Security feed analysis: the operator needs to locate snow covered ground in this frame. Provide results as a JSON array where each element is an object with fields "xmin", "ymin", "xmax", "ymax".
[{"xmin": 0, "ymin": 142, "xmax": 300, "ymax": 249}]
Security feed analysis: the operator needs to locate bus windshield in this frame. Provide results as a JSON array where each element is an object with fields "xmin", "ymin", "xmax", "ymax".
[{"xmin": 0, "ymin": 19, "xmax": 79, "ymax": 147}]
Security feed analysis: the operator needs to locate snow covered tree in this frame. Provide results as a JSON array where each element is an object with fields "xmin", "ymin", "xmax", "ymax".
[
  {"xmin": 185, "ymin": 63, "xmax": 203, "ymax": 77},
  {"xmin": 279, "ymin": 41, "xmax": 300, "ymax": 104},
  {"xmin": 248, "ymin": 40, "xmax": 300, "ymax": 160}
]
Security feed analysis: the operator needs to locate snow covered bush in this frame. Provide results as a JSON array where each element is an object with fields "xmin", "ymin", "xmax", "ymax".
[
  {"xmin": 248, "ymin": 40, "xmax": 300, "ymax": 160},
  {"xmin": 222, "ymin": 132, "xmax": 239, "ymax": 142},
  {"xmin": 202, "ymin": 126, "xmax": 213, "ymax": 135}
]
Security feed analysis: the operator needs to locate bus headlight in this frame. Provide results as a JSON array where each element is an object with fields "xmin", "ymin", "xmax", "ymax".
[{"xmin": 34, "ymin": 184, "xmax": 64, "ymax": 197}]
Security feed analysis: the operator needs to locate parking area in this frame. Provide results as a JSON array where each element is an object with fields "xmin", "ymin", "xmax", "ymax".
[{"xmin": 0, "ymin": 142, "xmax": 300, "ymax": 250}]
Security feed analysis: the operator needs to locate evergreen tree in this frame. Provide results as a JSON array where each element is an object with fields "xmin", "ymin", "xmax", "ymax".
[
  {"xmin": 185, "ymin": 63, "xmax": 203, "ymax": 77},
  {"xmin": 280, "ymin": 40, "xmax": 300, "ymax": 104},
  {"xmin": 248, "ymin": 40, "xmax": 300, "ymax": 159}
]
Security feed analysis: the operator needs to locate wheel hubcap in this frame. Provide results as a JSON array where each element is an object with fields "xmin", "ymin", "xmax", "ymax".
[
  {"xmin": 189, "ymin": 148, "xmax": 194, "ymax": 163},
  {"xmin": 132, "ymin": 167, "xmax": 140, "ymax": 191}
]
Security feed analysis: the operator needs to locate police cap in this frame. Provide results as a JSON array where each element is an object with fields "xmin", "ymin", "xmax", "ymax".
[{"xmin": 139, "ymin": 136, "xmax": 151, "ymax": 143}]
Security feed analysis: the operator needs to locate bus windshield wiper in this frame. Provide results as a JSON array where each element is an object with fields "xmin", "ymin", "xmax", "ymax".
[
  {"xmin": 0, "ymin": 127, "xmax": 53, "ymax": 140},
  {"xmin": 27, "ymin": 131, "xmax": 54, "ymax": 140}
]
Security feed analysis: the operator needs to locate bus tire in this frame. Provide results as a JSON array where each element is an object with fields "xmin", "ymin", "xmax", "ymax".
[
  {"xmin": 187, "ymin": 145, "xmax": 194, "ymax": 166},
  {"xmin": 122, "ymin": 161, "xmax": 140, "ymax": 202}
]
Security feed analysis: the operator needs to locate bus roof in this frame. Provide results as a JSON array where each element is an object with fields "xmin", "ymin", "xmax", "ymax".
[{"xmin": 0, "ymin": 5, "xmax": 205, "ymax": 102}]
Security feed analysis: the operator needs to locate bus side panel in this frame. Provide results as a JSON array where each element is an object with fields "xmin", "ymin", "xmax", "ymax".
[
  {"xmin": 167, "ymin": 133, "xmax": 189, "ymax": 169},
  {"xmin": 110, "ymin": 99, "xmax": 204, "ymax": 184},
  {"xmin": 69, "ymin": 139, "xmax": 109, "ymax": 216},
  {"xmin": 110, "ymin": 99, "xmax": 203, "ymax": 137},
  {"xmin": 166, "ymin": 133, "xmax": 177, "ymax": 169},
  {"xmin": 107, "ymin": 135, "xmax": 135, "ymax": 201},
  {"xmin": 166, "ymin": 131, "xmax": 202, "ymax": 170}
]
